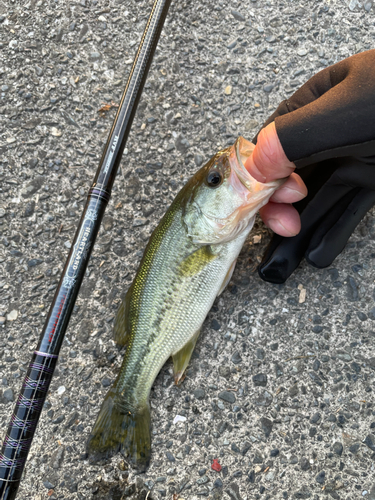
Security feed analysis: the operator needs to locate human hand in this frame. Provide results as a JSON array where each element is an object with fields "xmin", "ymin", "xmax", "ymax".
[
  {"xmin": 244, "ymin": 49, "xmax": 375, "ymax": 283},
  {"xmin": 244, "ymin": 122, "xmax": 307, "ymax": 237}
]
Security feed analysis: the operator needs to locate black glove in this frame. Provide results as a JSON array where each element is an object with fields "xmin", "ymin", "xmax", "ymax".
[{"xmin": 254, "ymin": 49, "xmax": 375, "ymax": 284}]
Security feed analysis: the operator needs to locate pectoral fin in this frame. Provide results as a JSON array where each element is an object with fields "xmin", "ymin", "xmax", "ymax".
[
  {"xmin": 179, "ymin": 246, "xmax": 217, "ymax": 277},
  {"xmin": 172, "ymin": 330, "xmax": 200, "ymax": 385},
  {"xmin": 113, "ymin": 285, "xmax": 133, "ymax": 346},
  {"xmin": 217, "ymin": 259, "xmax": 237, "ymax": 296}
]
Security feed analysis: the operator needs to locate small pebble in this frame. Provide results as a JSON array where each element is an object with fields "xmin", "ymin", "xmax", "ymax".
[
  {"xmin": 333, "ymin": 442, "xmax": 343, "ymax": 456},
  {"xmin": 196, "ymin": 475, "xmax": 208, "ymax": 485},
  {"xmin": 43, "ymin": 481, "xmax": 55, "ymax": 489},
  {"xmin": 165, "ymin": 451, "xmax": 175, "ymax": 462},
  {"xmin": 256, "ymin": 348, "xmax": 265, "ymax": 360},
  {"xmin": 349, "ymin": 443, "xmax": 361, "ymax": 454},
  {"xmin": 253, "ymin": 373, "xmax": 267, "ymax": 386},
  {"xmin": 101, "ymin": 377, "xmax": 111, "ymax": 387},
  {"xmin": 51, "ymin": 127, "xmax": 62, "ymax": 137},
  {"xmin": 231, "ymin": 351, "xmax": 242, "ymax": 364},
  {"xmin": 315, "ymin": 471, "xmax": 326, "ymax": 484},
  {"xmin": 260, "ymin": 417, "xmax": 273, "ymax": 438},
  {"xmin": 3, "ymin": 388, "xmax": 14, "ymax": 402},
  {"xmin": 193, "ymin": 388, "xmax": 205, "ymax": 400},
  {"xmin": 6, "ymin": 310, "xmax": 18, "ymax": 322},
  {"xmin": 52, "ymin": 415, "xmax": 65, "ymax": 424},
  {"xmin": 195, "ymin": 154, "xmax": 204, "ymax": 166},
  {"xmin": 213, "ymin": 478, "xmax": 223, "ymax": 488},
  {"xmin": 263, "ymin": 83, "xmax": 274, "ymax": 92},
  {"xmin": 300, "ymin": 457, "xmax": 310, "ymax": 471},
  {"xmin": 218, "ymin": 391, "xmax": 236, "ymax": 404},
  {"xmin": 364, "ymin": 434, "xmax": 375, "ymax": 452},
  {"xmin": 231, "ymin": 10, "xmax": 246, "ymax": 21},
  {"xmin": 90, "ymin": 52, "xmax": 101, "ymax": 60},
  {"xmin": 175, "ymin": 135, "xmax": 190, "ymax": 154},
  {"xmin": 310, "ymin": 412, "xmax": 321, "ymax": 424},
  {"xmin": 173, "ymin": 415, "xmax": 186, "ymax": 424}
]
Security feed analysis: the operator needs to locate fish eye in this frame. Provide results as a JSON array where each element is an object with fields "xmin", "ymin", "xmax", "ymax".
[{"xmin": 206, "ymin": 170, "xmax": 223, "ymax": 188}]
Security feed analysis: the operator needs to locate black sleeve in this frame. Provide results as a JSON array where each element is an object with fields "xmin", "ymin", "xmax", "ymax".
[{"xmin": 254, "ymin": 50, "xmax": 375, "ymax": 168}]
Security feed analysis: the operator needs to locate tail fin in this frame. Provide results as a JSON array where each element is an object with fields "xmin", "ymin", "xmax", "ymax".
[{"xmin": 87, "ymin": 388, "xmax": 151, "ymax": 471}]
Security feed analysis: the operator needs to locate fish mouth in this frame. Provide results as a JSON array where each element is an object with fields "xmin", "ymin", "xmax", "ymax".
[
  {"xmin": 198, "ymin": 137, "xmax": 284, "ymax": 243},
  {"xmin": 185, "ymin": 137, "xmax": 285, "ymax": 244},
  {"xmin": 202, "ymin": 136, "xmax": 283, "ymax": 223},
  {"xmin": 232, "ymin": 136, "xmax": 257, "ymax": 191},
  {"xmin": 229, "ymin": 136, "xmax": 285, "ymax": 215}
]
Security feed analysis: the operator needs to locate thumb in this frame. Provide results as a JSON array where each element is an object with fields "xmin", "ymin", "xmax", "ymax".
[{"xmin": 244, "ymin": 122, "xmax": 296, "ymax": 182}]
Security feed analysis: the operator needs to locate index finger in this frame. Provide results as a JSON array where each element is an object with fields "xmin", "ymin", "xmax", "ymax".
[{"xmin": 244, "ymin": 122, "xmax": 296, "ymax": 182}]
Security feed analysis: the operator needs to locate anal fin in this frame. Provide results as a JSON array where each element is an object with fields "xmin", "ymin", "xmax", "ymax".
[
  {"xmin": 217, "ymin": 259, "xmax": 237, "ymax": 296},
  {"xmin": 172, "ymin": 330, "xmax": 200, "ymax": 385}
]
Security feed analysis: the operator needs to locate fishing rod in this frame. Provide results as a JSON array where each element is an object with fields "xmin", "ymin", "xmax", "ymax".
[{"xmin": 0, "ymin": 0, "xmax": 172, "ymax": 497}]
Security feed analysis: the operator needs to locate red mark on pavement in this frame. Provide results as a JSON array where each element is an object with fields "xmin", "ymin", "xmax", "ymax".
[{"xmin": 211, "ymin": 458, "xmax": 222, "ymax": 472}]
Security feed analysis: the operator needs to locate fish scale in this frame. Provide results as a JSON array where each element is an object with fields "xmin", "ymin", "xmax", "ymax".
[
  {"xmin": 120, "ymin": 216, "xmax": 232, "ymax": 400},
  {"xmin": 87, "ymin": 137, "xmax": 283, "ymax": 470}
]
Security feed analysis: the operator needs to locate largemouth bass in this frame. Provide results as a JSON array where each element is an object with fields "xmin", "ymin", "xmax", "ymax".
[{"xmin": 87, "ymin": 137, "xmax": 283, "ymax": 470}]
